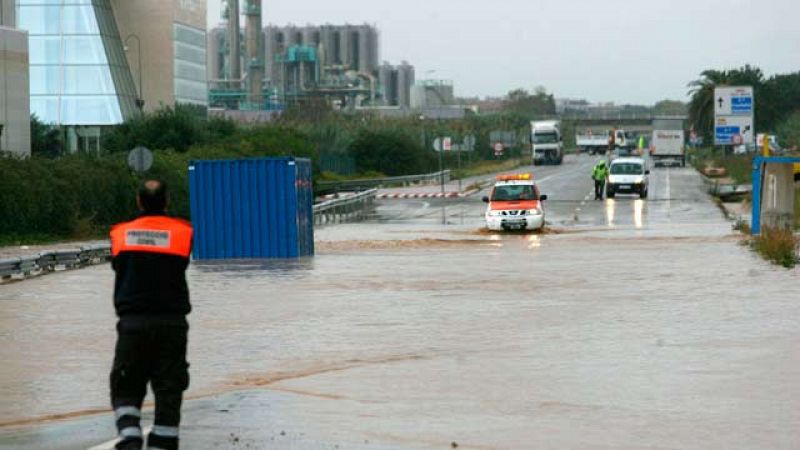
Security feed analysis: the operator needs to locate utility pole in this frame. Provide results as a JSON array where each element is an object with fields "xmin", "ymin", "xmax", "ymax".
[
  {"xmin": 439, "ymin": 140, "xmax": 445, "ymax": 195},
  {"xmin": 457, "ymin": 136, "xmax": 462, "ymax": 192},
  {"xmin": 124, "ymin": 34, "xmax": 144, "ymax": 113}
]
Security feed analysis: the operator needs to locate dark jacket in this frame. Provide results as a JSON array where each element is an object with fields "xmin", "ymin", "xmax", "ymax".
[{"xmin": 110, "ymin": 212, "xmax": 193, "ymax": 317}]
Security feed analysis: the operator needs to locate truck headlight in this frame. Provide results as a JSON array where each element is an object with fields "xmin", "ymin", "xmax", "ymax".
[
  {"xmin": 487, "ymin": 210, "xmax": 502, "ymax": 217},
  {"xmin": 528, "ymin": 208, "xmax": 543, "ymax": 216}
]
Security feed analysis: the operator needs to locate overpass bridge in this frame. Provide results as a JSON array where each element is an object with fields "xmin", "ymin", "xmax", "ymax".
[{"xmin": 563, "ymin": 114, "xmax": 688, "ymax": 133}]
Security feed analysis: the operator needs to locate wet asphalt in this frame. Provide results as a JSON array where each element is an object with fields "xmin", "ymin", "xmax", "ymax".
[{"xmin": 2, "ymin": 154, "xmax": 799, "ymax": 449}]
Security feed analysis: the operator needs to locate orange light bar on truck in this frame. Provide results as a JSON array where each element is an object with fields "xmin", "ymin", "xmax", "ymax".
[{"xmin": 496, "ymin": 173, "xmax": 533, "ymax": 181}]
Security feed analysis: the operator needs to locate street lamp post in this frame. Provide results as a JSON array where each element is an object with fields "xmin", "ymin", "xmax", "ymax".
[{"xmin": 124, "ymin": 34, "xmax": 144, "ymax": 113}]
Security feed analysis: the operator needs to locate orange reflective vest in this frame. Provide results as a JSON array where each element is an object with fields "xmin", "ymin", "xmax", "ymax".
[{"xmin": 110, "ymin": 215, "xmax": 193, "ymax": 259}]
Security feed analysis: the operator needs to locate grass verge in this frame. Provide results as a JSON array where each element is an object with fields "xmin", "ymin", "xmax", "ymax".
[
  {"xmin": 688, "ymin": 148, "xmax": 753, "ymax": 184},
  {"xmin": 0, "ymin": 231, "xmax": 107, "ymax": 249},
  {"xmin": 0, "ymin": 234, "xmax": 63, "ymax": 247},
  {"xmin": 318, "ymin": 170, "xmax": 387, "ymax": 181},
  {"xmin": 452, "ymin": 158, "xmax": 523, "ymax": 180},
  {"xmin": 742, "ymin": 227, "xmax": 799, "ymax": 268}
]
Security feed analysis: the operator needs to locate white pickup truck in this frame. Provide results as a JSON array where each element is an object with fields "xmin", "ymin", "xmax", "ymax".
[
  {"xmin": 576, "ymin": 129, "xmax": 632, "ymax": 155},
  {"xmin": 576, "ymin": 132, "xmax": 608, "ymax": 155}
]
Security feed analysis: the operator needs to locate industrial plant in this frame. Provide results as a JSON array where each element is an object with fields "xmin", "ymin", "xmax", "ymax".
[{"xmin": 208, "ymin": 1, "xmax": 419, "ymax": 113}]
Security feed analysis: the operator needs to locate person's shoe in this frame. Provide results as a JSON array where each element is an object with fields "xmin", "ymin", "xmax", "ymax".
[
  {"xmin": 115, "ymin": 438, "xmax": 143, "ymax": 450},
  {"xmin": 147, "ymin": 432, "xmax": 179, "ymax": 450}
]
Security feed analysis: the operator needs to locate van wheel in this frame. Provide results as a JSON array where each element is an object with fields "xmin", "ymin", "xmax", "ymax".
[{"xmin": 640, "ymin": 189, "xmax": 648, "ymax": 199}]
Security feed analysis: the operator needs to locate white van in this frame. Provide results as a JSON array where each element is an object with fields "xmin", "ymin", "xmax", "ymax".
[{"xmin": 606, "ymin": 157, "xmax": 650, "ymax": 199}]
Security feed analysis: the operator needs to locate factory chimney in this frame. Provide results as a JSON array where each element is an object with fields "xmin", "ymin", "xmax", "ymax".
[
  {"xmin": 226, "ymin": 0, "xmax": 241, "ymax": 81},
  {"xmin": 244, "ymin": 0, "xmax": 264, "ymax": 104}
]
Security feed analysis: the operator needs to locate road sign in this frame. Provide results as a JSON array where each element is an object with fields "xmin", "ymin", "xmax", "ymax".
[
  {"xmin": 715, "ymin": 86, "xmax": 754, "ymax": 146},
  {"xmin": 433, "ymin": 137, "xmax": 442, "ymax": 152},
  {"xmin": 714, "ymin": 115, "xmax": 754, "ymax": 146},
  {"xmin": 494, "ymin": 142, "xmax": 504, "ymax": 156},
  {"xmin": 127, "ymin": 146, "xmax": 153, "ymax": 173},
  {"xmin": 715, "ymin": 86, "xmax": 754, "ymax": 116},
  {"xmin": 443, "ymin": 137, "xmax": 452, "ymax": 151}
]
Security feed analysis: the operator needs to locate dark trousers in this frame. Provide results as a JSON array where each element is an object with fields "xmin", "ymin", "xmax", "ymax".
[
  {"xmin": 110, "ymin": 316, "xmax": 189, "ymax": 450},
  {"xmin": 594, "ymin": 179, "xmax": 605, "ymax": 199}
]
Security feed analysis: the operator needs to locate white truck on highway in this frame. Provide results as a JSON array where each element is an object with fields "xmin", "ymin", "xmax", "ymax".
[
  {"xmin": 576, "ymin": 130, "xmax": 609, "ymax": 155},
  {"xmin": 650, "ymin": 129, "xmax": 685, "ymax": 167},
  {"xmin": 531, "ymin": 120, "xmax": 564, "ymax": 165},
  {"xmin": 576, "ymin": 129, "xmax": 632, "ymax": 155}
]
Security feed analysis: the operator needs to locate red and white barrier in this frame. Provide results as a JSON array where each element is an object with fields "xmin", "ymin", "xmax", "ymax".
[{"xmin": 375, "ymin": 189, "xmax": 480, "ymax": 199}]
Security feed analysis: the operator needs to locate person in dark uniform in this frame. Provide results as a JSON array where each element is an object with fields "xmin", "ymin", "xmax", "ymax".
[{"xmin": 109, "ymin": 180, "xmax": 193, "ymax": 450}]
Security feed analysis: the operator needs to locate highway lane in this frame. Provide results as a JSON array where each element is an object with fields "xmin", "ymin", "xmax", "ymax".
[{"xmin": 355, "ymin": 153, "xmax": 726, "ymax": 237}]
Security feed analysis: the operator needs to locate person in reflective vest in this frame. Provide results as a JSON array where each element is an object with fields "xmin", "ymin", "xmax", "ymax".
[
  {"xmin": 592, "ymin": 160, "xmax": 609, "ymax": 200},
  {"xmin": 607, "ymin": 129, "xmax": 617, "ymax": 153},
  {"xmin": 108, "ymin": 179, "xmax": 193, "ymax": 450}
]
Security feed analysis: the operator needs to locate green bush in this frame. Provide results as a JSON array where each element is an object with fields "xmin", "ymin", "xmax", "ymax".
[
  {"xmin": 0, "ymin": 155, "xmax": 136, "ymax": 239},
  {"xmin": 777, "ymin": 111, "xmax": 800, "ymax": 149},
  {"xmin": 348, "ymin": 127, "xmax": 434, "ymax": 176},
  {"xmin": 103, "ymin": 105, "xmax": 237, "ymax": 153},
  {"xmin": 30, "ymin": 115, "xmax": 65, "ymax": 158}
]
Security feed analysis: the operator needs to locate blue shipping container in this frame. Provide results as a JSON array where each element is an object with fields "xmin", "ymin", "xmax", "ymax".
[{"xmin": 188, "ymin": 157, "xmax": 314, "ymax": 260}]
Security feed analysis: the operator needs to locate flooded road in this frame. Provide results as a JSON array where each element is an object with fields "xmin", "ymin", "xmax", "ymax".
[{"xmin": 2, "ymin": 155, "xmax": 799, "ymax": 449}]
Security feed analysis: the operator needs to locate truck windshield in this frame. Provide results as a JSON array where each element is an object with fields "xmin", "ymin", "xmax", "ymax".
[
  {"xmin": 610, "ymin": 163, "xmax": 643, "ymax": 175},
  {"xmin": 491, "ymin": 185, "xmax": 537, "ymax": 201},
  {"xmin": 533, "ymin": 133, "xmax": 558, "ymax": 144}
]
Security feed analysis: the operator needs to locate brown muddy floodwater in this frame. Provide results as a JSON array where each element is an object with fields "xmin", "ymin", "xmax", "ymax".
[{"xmin": 2, "ymin": 210, "xmax": 800, "ymax": 448}]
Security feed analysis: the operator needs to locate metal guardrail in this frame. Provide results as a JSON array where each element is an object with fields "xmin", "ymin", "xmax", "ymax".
[
  {"xmin": 316, "ymin": 170, "xmax": 451, "ymax": 194},
  {"xmin": 313, "ymin": 189, "xmax": 377, "ymax": 225},
  {"xmin": 0, "ymin": 244, "xmax": 111, "ymax": 282}
]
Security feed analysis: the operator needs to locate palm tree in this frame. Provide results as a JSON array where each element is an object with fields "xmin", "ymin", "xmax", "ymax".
[{"xmin": 687, "ymin": 70, "xmax": 728, "ymax": 143}]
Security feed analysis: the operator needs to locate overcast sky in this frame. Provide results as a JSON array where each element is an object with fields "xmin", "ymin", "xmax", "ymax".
[{"xmin": 207, "ymin": 0, "xmax": 800, "ymax": 105}]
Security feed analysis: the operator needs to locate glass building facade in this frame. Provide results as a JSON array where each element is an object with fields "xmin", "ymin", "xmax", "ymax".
[
  {"xmin": 173, "ymin": 22, "xmax": 207, "ymax": 105},
  {"xmin": 17, "ymin": 0, "xmax": 138, "ymax": 125}
]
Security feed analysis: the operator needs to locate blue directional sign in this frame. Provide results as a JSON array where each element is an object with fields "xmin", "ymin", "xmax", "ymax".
[
  {"xmin": 731, "ymin": 96, "xmax": 753, "ymax": 114},
  {"xmin": 715, "ymin": 126, "xmax": 740, "ymax": 145},
  {"xmin": 715, "ymin": 86, "xmax": 754, "ymax": 146}
]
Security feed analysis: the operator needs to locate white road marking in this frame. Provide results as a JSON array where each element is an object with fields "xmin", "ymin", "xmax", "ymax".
[
  {"xmin": 535, "ymin": 162, "xmax": 591, "ymax": 185},
  {"xmin": 88, "ymin": 426, "xmax": 152, "ymax": 450},
  {"xmin": 665, "ymin": 166, "xmax": 671, "ymax": 216}
]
